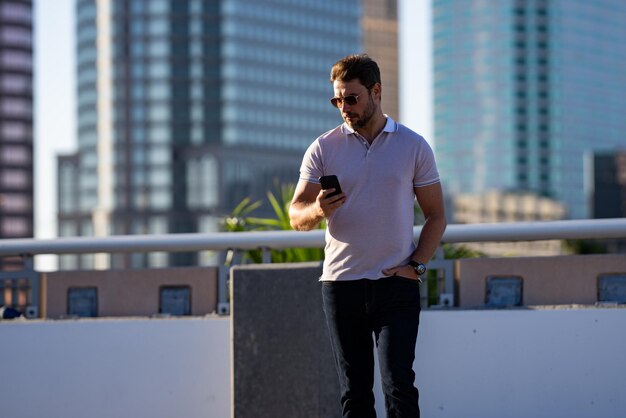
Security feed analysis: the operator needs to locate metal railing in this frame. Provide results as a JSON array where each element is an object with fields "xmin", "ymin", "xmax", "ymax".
[
  {"xmin": 2, "ymin": 218, "xmax": 625, "ymax": 257},
  {"xmin": 1, "ymin": 218, "xmax": 625, "ymax": 315}
]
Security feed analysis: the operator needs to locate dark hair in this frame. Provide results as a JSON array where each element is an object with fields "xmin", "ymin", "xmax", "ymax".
[{"xmin": 330, "ymin": 53, "xmax": 381, "ymax": 89}]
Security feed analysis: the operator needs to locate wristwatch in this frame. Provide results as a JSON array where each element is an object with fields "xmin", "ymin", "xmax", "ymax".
[{"xmin": 407, "ymin": 260, "xmax": 426, "ymax": 276}]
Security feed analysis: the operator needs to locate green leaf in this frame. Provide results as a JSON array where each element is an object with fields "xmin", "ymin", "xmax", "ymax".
[{"xmin": 223, "ymin": 182, "xmax": 325, "ymax": 263}]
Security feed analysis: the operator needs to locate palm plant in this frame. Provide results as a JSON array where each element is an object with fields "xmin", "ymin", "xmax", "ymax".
[{"xmin": 223, "ymin": 182, "xmax": 325, "ymax": 264}]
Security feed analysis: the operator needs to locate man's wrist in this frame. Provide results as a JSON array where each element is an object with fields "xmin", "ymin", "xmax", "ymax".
[{"xmin": 407, "ymin": 260, "xmax": 426, "ymax": 276}]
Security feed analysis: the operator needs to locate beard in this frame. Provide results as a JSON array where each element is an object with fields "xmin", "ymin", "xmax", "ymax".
[{"xmin": 344, "ymin": 95, "xmax": 376, "ymax": 130}]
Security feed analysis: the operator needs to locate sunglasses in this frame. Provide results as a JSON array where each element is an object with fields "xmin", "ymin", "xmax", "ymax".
[{"xmin": 330, "ymin": 90, "xmax": 367, "ymax": 108}]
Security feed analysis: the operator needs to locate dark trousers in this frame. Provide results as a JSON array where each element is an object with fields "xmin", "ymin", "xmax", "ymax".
[{"xmin": 322, "ymin": 277, "xmax": 421, "ymax": 418}]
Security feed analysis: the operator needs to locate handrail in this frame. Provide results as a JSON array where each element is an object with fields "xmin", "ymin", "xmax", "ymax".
[
  {"xmin": 442, "ymin": 218, "xmax": 626, "ymax": 243},
  {"xmin": 1, "ymin": 218, "xmax": 625, "ymax": 257}
]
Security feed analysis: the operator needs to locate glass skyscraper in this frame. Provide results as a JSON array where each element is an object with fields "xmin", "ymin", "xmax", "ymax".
[
  {"xmin": 59, "ymin": 0, "xmax": 373, "ymax": 269},
  {"xmin": 0, "ymin": 0, "xmax": 33, "ymax": 270},
  {"xmin": 433, "ymin": 0, "xmax": 626, "ymax": 219}
]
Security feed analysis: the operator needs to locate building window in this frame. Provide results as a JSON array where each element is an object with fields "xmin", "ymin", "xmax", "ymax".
[
  {"xmin": 0, "ymin": 194, "xmax": 30, "ymax": 212},
  {"xmin": 0, "ymin": 26, "xmax": 32, "ymax": 46},
  {"xmin": 1, "ymin": 145, "xmax": 30, "ymax": 164},
  {"xmin": 0, "ymin": 2, "xmax": 32, "ymax": 22},
  {"xmin": 1, "ymin": 217, "xmax": 29, "ymax": 236},
  {"xmin": 1, "ymin": 74, "xmax": 32, "ymax": 94},
  {"xmin": 150, "ymin": 188, "xmax": 171, "ymax": 209},
  {"xmin": 148, "ymin": 0, "xmax": 170, "ymax": 14},
  {"xmin": 1, "ymin": 169, "xmax": 29, "ymax": 188},
  {"xmin": 1, "ymin": 122, "xmax": 29, "ymax": 141},
  {"xmin": 147, "ymin": 82, "xmax": 170, "ymax": 100},
  {"xmin": 148, "ymin": 39, "xmax": 169, "ymax": 57},
  {"xmin": 0, "ymin": 50, "xmax": 32, "ymax": 70},
  {"xmin": 148, "ymin": 61, "xmax": 170, "ymax": 79},
  {"xmin": 148, "ymin": 17, "xmax": 169, "ymax": 36},
  {"xmin": 1, "ymin": 98, "xmax": 32, "ymax": 117},
  {"xmin": 0, "ymin": 278, "xmax": 30, "ymax": 312},
  {"xmin": 149, "ymin": 125, "xmax": 170, "ymax": 143}
]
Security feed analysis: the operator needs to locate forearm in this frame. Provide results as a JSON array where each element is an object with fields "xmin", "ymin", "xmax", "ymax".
[
  {"xmin": 411, "ymin": 213, "xmax": 447, "ymax": 263},
  {"xmin": 289, "ymin": 202, "xmax": 324, "ymax": 231}
]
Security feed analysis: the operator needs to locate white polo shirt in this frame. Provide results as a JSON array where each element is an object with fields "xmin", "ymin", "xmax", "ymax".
[{"xmin": 299, "ymin": 117, "xmax": 440, "ymax": 281}]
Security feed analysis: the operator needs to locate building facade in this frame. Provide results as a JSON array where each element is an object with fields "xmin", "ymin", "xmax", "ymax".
[
  {"xmin": 449, "ymin": 190, "xmax": 566, "ymax": 256},
  {"xmin": 362, "ymin": 0, "xmax": 398, "ymax": 120},
  {"xmin": 433, "ymin": 0, "xmax": 626, "ymax": 219},
  {"xmin": 59, "ymin": 0, "xmax": 398, "ymax": 269},
  {"xmin": 0, "ymin": 0, "xmax": 33, "ymax": 270}
]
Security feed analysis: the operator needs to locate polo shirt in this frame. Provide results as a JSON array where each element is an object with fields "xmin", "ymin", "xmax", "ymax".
[{"xmin": 299, "ymin": 116, "xmax": 440, "ymax": 281}]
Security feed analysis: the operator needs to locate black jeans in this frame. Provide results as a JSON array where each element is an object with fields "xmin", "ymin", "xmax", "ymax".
[{"xmin": 322, "ymin": 277, "xmax": 421, "ymax": 418}]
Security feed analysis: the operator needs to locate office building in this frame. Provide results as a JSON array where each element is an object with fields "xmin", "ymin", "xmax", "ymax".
[
  {"xmin": 60, "ymin": 0, "xmax": 400, "ymax": 269},
  {"xmin": 0, "ymin": 0, "xmax": 34, "ymax": 270},
  {"xmin": 449, "ymin": 190, "xmax": 566, "ymax": 256},
  {"xmin": 433, "ymin": 0, "xmax": 626, "ymax": 219},
  {"xmin": 362, "ymin": 0, "xmax": 398, "ymax": 120}
]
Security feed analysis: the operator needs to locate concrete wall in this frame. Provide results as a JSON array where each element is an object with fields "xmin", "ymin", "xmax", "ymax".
[
  {"xmin": 2, "ymin": 308, "xmax": 625, "ymax": 418},
  {"xmin": 230, "ymin": 263, "xmax": 626, "ymax": 418},
  {"xmin": 42, "ymin": 266, "xmax": 218, "ymax": 318},
  {"xmin": 456, "ymin": 254, "xmax": 626, "ymax": 307},
  {"xmin": 0, "ymin": 317, "xmax": 230, "ymax": 418},
  {"xmin": 230, "ymin": 263, "xmax": 340, "ymax": 418},
  {"xmin": 416, "ymin": 308, "xmax": 626, "ymax": 418},
  {"xmin": 2, "ymin": 262, "xmax": 626, "ymax": 418}
]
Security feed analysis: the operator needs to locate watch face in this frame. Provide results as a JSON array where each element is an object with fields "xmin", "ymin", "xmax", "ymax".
[
  {"xmin": 416, "ymin": 264, "xmax": 426, "ymax": 275},
  {"xmin": 409, "ymin": 260, "xmax": 427, "ymax": 276}
]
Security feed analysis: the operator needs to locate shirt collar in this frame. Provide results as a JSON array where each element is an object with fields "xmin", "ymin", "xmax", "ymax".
[{"xmin": 340, "ymin": 115, "xmax": 399, "ymax": 135}]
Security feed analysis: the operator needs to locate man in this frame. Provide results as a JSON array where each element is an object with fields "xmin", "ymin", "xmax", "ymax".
[{"xmin": 289, "ymin": 54, "xmax": 446, "ymax": 417}]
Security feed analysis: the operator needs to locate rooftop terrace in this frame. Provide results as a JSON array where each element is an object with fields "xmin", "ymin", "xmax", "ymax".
[{"xmin": 1, "ymin": 218, "xmax": 626, "ymax": 417}]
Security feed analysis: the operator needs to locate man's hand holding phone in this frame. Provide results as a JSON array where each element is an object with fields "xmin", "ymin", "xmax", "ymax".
[{"xmin": 318, "ymin": 175, "xmax": 346, "ymax": 217}]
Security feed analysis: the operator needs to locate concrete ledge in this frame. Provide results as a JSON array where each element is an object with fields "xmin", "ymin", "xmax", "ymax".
[
  {"xmin": 42, "ymin": 266, "xmax": 218, "ymax": 318},
  {"xmin": 3, "ymin": 299, "xmax": 625, "ymax": 417},
  {"xmin": 456, "ymin": 254, "xmax": 626, "ymax": 307}
]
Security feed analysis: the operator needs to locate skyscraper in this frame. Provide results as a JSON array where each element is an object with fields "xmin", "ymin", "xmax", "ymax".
[
  {"xmin": 61, "ymin": 0, "xmax": 398, "ymax": 269},
  {"xmin": 433, "ymin": 0, "xmax": 626, "ymax": 219},
  {"xmin": 0, "ymin": 0, "xmax": 34, "ymax": 270},
  {"xmin": 362, "ymin": 0, "xmax": 398, "ymax": 120}
]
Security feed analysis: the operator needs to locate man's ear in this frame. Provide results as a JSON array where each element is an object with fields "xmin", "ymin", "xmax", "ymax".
[{"xmin": 371, "ymin": 82, "xmax": 382, "ymax": 100}]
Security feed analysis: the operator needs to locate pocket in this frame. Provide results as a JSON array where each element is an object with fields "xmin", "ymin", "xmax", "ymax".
[
  {"xmin": 394, "ymin": 275, "xmax": 421, "ymax": 285},
  {"xmin": 389, "ymin": 276, "xmax": 421, "ymax": 309}
]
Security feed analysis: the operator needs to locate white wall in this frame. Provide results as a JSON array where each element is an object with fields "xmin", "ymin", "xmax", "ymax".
[
  {"xmin": 1, "ymin": 309, "xmax": 625, "ymax": 418},
  {"xmin": 411, "ymin": 309, "xmax": 626, "ymax": 418},
  {"xmin": 0, "ymin": 317, "xmax": 231, "ymax": 418}
]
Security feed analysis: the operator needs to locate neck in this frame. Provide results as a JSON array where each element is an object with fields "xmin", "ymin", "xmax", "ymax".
[{"xmin": 355, "ymin": 112, "xmax": 387, "ymax": 144}]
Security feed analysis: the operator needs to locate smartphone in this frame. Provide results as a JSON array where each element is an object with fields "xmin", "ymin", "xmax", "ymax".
[{"xmin": 319, "ymin": 175, "xmax": 343, "ymax": 198}]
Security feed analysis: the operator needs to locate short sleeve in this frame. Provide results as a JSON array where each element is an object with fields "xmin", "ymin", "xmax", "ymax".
[
  {"xmin": 413, "ymin": 139, "xmax": 440, "ymax": 188},
  {"xmin": 299, "ymin": 139, "xmax": 324, "ymax": 184}
]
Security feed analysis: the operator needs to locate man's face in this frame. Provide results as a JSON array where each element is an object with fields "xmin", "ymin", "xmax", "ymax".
[{"xmin": 332, "ymin": 79, "xmax": 376, "ymax": 130}]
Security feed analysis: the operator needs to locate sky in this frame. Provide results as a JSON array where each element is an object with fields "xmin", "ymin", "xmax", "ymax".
[{"xmin": 33, "ymin": 0, "xmax": 432, "ymax": 268}]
